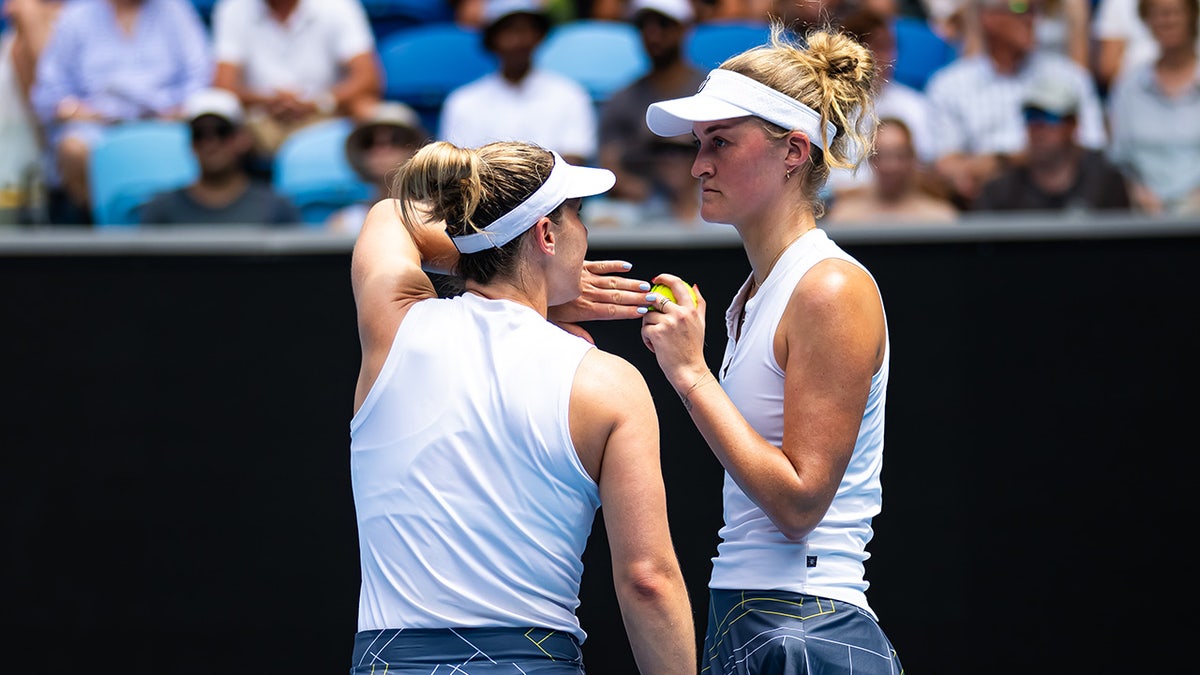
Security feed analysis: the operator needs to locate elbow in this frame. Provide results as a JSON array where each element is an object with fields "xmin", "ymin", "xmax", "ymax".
[
  {"xmin": 773, "ymin": 516, "xmax": 817, "ymax": 543},
  {"xmin": 616, "ymin": 559, "xmax": 683, "ymax": 604}
]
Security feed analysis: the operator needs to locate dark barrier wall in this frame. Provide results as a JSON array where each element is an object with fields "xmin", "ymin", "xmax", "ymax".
[{"xmin": 2, "ymin": 222, "xmax": 1197, "ymax": 674}]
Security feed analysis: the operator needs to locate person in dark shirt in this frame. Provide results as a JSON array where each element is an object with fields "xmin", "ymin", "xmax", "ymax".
[
  {"xmin": 973, "ymin": 75, "xmax": 1132, "ymax": 213},
  {"xmin": 140, "ymin": 87, "xmax": 300, "ymax": 225}
]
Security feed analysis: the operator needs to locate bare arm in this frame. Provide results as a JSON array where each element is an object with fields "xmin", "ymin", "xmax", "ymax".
[
  {"xmin": 570, "ymin": 351, "xmax": 696, "ymax": 675},
  {"xmin": 329, "ymin": 51, "xmax": 382, "ymax": 116},
  {"xmin": 641, "ymin": 264, "xmax": 885, "ymax": 540},
  {"xmin": 350, "ymin": 199, "xmax": 458, "ymax": 413}
]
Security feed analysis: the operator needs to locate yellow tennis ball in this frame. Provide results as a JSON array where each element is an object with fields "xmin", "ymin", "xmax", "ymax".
[{"xmin": 649, "ymin": 283, "xmax": 697, "ymax": 310}]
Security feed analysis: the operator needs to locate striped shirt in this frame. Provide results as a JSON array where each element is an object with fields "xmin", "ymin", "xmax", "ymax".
[
  {"xmin": 31, "ymin": 0, "xmax": 212, "ymax": 125},
  {"xmin": 924, "ymin": 51, "xmax": 1107, "ymax": 159}
]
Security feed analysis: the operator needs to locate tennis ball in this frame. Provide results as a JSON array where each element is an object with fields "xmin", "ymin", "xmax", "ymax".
[{"xmin": 649, "ymin": 282, "xmax": 697, "ymax": 310}]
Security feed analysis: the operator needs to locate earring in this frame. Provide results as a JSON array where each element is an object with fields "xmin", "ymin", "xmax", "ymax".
[{"xmin": 785, "ymin": 168, "xmax": 793, "ymax": 181}]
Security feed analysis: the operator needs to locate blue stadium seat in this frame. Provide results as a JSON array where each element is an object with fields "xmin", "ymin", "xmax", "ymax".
[
  {"xmin": 892, "ymin": 16, "xmax": 957, "ymax": 91},
  {"xmin": 684, "ymin": 20, "xmax": 771, "ymax": 71},
  {"xmin": 272, "ymin": 118, "xmax": 373, "ymax": 225},
  {"xmin": 378, "ymin": 23, "xmax": 496, "ymax": 132},
  {"xmin": 533, "ymin": 20, "xmax": 648, "ymax": 103},
  {"xmin": 88, "ymin": 121, "xmax": 198, "ymax": 227},
  {"xmin": 362, "ymin": 0, "xmax": 455, "ymax": 41}
]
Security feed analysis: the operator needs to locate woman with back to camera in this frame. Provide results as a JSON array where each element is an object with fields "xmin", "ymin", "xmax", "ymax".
[
  {"xmin": 638, "ymin": 22, "xmax": 904, "ymax": 674},
  {"xmin": 348, "ymin": 140, "xmax": 695, "ymax": 674}
]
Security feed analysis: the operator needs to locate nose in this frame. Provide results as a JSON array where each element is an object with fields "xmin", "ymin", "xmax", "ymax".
[{"xmin": 691, "ymin": 152, "xmax": 711, "ymax": 180}]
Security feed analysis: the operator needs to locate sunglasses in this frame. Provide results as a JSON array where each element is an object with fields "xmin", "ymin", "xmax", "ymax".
[
  {"xmin": 1022, "ymin": 107, "xmax": 1070, "ymax": 125},
  {"xmin": 359, "ymin": 127, "xmax": 413, "ymax": 151},
  {"xmin": 190, "ymin": 120, "xmax": 236, "ymax": 143}
]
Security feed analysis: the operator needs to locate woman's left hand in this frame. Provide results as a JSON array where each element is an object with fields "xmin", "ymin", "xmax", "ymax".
[{"xmin": 548, "ymin": 260, "xmax": 651, "ymax": 324}]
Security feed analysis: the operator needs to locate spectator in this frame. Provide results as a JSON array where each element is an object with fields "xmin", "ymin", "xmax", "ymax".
[
  {"xmin": 826, "ymin": 117, "xmax": 960, "ymax": 225},
  {"xmin": 1092, "ymin": 0, "xmax": 1200, "ymax": 91},
  {"xmin": 30, "ymin": 0, "xmax": 212, "ymax": 224},
  {"xmin": 598, "ymin": 0, "xmax": 705, "ymax": 203},
  {"xmin": 139, "ymin": 87, "xmax": 301, "ymax": 226},
  {"xmin": 327, "ymin": 100, "xmax": 430, "ymax": 234},
  {"xmin": 0, "ymin": 0, "xmax": 62, "ymax": 224},
  {"xmin": 438, "ymin": 0, "xmax": 597, "ymax": 167},
  {"xmin": 211, "ymin": 0, "xmax": 382, "ymax": 166},
  {"xmin": 973, "ymin": 76, "xmax": 1132, "ymax": 212},
  {"xmin": 1106, "ymin": 0, "xmax": 1200, "ymax": 214},
  {"xmin": 924, "ymin": 0, "xmax": 1106, "ymax": 209},
  {"xmin": 828, "ymin": 5, "xmax": 939, "ymax": 198}
]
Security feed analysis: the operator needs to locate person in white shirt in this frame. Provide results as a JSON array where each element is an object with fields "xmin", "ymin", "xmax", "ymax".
[
  {"xmin": 348, "ymin": 139, "xmax": 695, "ymax": 674},
  {"xmin": 211, "ymin": 0, "xmax": 382, "ymax": 160},
  {"xmin": 438, "ymin": 0, "xmax": 597, "ymax": 166},
  {"xmin": 639, "ymin": 20, "xmax": 904, "ymax": 675}
]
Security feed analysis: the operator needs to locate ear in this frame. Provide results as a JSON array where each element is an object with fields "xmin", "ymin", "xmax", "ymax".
[
  {"xmin": 784, "ymin": 131, "xmax": 812, "ymax": 175},
  {"xmin": 531, "ymin": 215, "xmax": 556, "ymax": 256}
]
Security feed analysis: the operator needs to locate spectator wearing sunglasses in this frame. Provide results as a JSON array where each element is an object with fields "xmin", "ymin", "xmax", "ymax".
[
  {"xmin": 973, "ymin": 75, "xmax": 1131, "ymax": 212},
  {"xmin": 139, "ymin": 87, "xmax": 301, "ymax": 225},
  {"xmin": 327, "ymin": 100, "xmax": 430, "ymax": 234},
  {"xmin": 924, "ymin": 0, "xmax": 1107, "ymax": 209}
]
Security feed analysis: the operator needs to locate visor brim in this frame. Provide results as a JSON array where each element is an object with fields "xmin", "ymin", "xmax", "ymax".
[{"xmin": 646, "ymin": 95, "xmax": 754, "ymax": 137}]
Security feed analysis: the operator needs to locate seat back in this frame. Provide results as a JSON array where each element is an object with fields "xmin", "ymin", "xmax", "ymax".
[
  {"xmin": 534, "ymin": 20, "xmax": 648, "ymax": 103},
  {"xmin": 379, "ymin": 23, "xmax": 496, "ymax": 107},
  {"xmin": 684, "ymin": 21, "xmax": 771, "ymax": 71},
  {"xmin": 892, "ymin": 16, "xmax": 957, "ymax": 91},
  {"xmin": 272, "ymin": 118, "xmax": 373, "ymax": 225},
  {"xmin": 88, "ymin": 121, "xmax": 198, "ymax": 227}
]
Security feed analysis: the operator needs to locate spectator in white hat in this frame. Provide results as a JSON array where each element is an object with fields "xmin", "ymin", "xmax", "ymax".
[
  {"xmin": 326, "ymin": 100, "xmax": 430, "ymax": 234},
  {"xmin": 139, "ymin": 87, "xmax": 300, "ymax": 225}
]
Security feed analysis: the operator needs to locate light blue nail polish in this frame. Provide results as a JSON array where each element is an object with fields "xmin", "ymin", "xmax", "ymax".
[
  {"xmin": 646, "ymin": 294, "xmax": 657, "ymax": 303},
  {"xmin": 621, "ymin": 262, "xmax": 632, "ymax": 270},
  {"xmin": 636, "ymin": 307, "xmax": 648, "ymax": 315},
  {"xmin": 638, "ymin": 282, "xmax": 651, "ymax": 291}
]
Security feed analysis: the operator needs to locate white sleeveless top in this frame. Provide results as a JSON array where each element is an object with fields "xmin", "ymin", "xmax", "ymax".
[
  {"xmin": 349, "ymin": 293, "xmax": 600, "ymax": 642},
  {"xmin": 708, "ymin": 228, "xmax": 890, "ymax": 619}
]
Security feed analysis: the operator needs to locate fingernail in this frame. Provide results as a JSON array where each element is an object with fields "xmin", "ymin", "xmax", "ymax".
[
  {"xmin": 645, "ymin": 294, "xmax": 658, "ymax": 303},
  {"xmin": 638, "ymin": 282, "xmax": 651, "ymax": 291},
  {"xmin": 621, "ymin": 262, "xmax": 632, "ymax": 270},
  {"xmin": 636, "ymin": 307, "xmax": 648, "ymax": 315}
]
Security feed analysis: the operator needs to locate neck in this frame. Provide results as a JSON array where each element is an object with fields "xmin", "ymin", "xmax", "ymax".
[
  {"xmin": 1028, "ymin": 148, "xmax": 1080, "ymax": 192},
  {"xmin": 501, "ymin": 61, "xmax": 532, "ymax": 84},
  {"xmin": 1158, "ymin": 45, "xmax": 1197, "ymax": 70},
  {"xmin": 189, "ymin": 172, "xmax": 250, "ymax": 206},
  {"xmin": 463, "ymin": 276, "xmax": 547, "ymax": 318},
  {"xmin": 986, "ymin": 43, "xmax": 1026, "ymax": 75},
  {"xmin": 267, "ymin": 0, "xmax": 299, "ymax": 22},
  {"xmin": 742, "ymin": 217, "xmax": 815, "ymax": 292}
]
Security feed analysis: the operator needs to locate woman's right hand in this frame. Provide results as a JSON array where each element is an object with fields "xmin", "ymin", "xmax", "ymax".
[{"xmin": 639, "ymin": 273, "xmax": 709, "ymax": 391}]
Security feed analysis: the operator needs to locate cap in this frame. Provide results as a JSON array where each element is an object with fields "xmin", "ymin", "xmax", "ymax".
[
  {"xmin": 482, "ymin": 0, "xmax": 551, "ymax": 48},
  {"xmin": 183, "ymin": 87, "xmax": 244, "ymax": 125},
  {"xmin": 452, "ymin": 151, "xmax": 615, "ymax": 254},
  {"xmin": 646, "ymin": 69, "xmax": 837, "ymax": 150},
  {"xmin": 1021, "ymin": 75, "xmax": 1080, "ymax": 117},
  {"xmin": 346, "ymin": 101, "xmax": 430, "ymax": 177},
  {"xmin": 629, "ymin": 0, "xmax": 694, "ymax": 23}
]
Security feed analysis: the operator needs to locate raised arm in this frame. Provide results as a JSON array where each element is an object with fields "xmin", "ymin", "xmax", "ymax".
[
  {"xmin": 642, "ymin": 263, "xmax": 885, "ymax": 541},
  {"xmin": 350, "ymin": 199, "xmax": 458, "ymax": 412},
  {"xmin": 570, "ymin": 350, "xmax": 696, "ymax": 674}
]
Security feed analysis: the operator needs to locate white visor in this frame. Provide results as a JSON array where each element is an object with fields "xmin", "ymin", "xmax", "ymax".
[
  {"xmin": 646, "ymin": 69, "xmax": 837, "ymax": 150},
  {"xmin": 452, "ymin": 151, "xmax": 615, "ymax": 254}
]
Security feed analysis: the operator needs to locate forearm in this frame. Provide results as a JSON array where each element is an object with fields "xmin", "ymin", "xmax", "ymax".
[
  {"xmin": 677, "ymin": 372, "xmax": 822, "ymax": 540},
  {"xmin": 615, "ymin": 564, "xmax": 696, "ymax": 675}
]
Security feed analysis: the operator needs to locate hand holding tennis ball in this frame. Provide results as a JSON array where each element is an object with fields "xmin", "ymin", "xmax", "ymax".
[{"xmin": 649, "ymin": 282, "xmax": 698, "ymax": 311}]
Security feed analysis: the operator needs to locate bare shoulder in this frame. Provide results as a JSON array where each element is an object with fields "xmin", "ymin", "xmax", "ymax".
[
  {"xmin": 570, "ymin": 348, "xmax": 657, "ymax": 482},
  {"xmin": 793, "ymin": 257, "xmax": 880, "ymax": 316}
]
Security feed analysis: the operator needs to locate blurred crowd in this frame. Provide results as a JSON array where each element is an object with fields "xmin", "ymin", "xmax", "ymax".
[{"xmin": 0, "ymin": 0, "xmax": 1197, "ymax": 230}]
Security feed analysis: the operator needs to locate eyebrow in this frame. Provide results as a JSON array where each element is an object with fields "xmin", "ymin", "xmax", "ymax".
[{"xmin": 696, "ymin": 121, "xmax": 739, "ymax": 136}]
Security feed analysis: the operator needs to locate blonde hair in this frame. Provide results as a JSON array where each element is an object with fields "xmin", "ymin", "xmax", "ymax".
[
  {"xmin": 392, "ymin": 141, "xmax": 560, "ymax": 283},
  {"xmin": 720, "ymin": 21, "xmax": 877, "ymax": 210}
]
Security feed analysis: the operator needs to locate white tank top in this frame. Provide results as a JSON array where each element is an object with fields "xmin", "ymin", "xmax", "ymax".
[
  {"xmin": 349, "ymin": 293, "xmax": 600, "ymax": 642},
  {"xmin": 708, "ymin": 228, "xmax": 890, "ymax": 619}
]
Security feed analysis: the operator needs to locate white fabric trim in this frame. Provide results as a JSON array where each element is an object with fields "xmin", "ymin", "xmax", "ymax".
[
  {"xmin": 452, "ymin": 151, "xmax": 615, "ymax": 254},
  {"xmin": 646, "ymin": 69, "xmax": 837, "ymax": 150}
]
